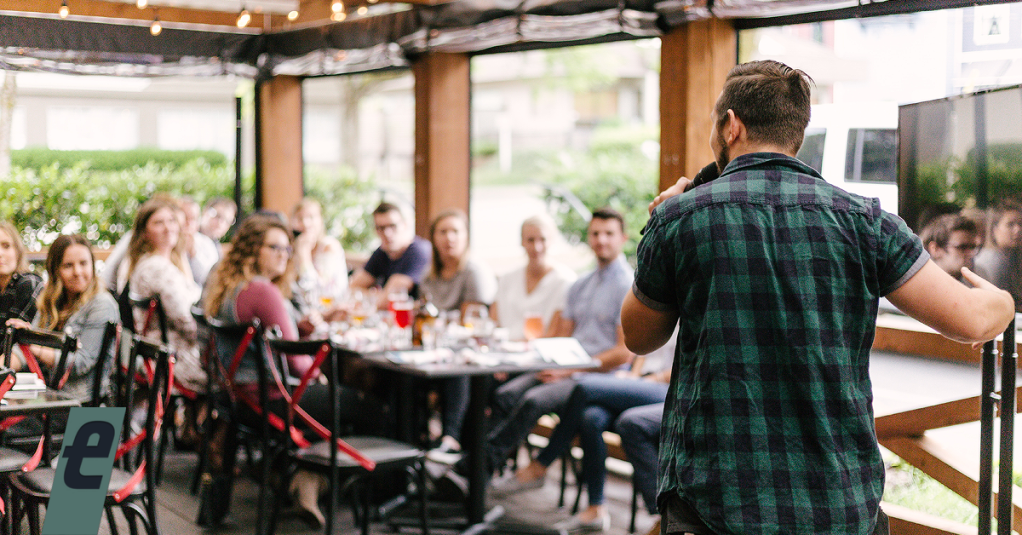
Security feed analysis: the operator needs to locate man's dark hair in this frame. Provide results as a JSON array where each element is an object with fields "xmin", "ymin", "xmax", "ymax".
[
  {"xmin": 715, "ymin": 60, "xmax": 814, "ymax": 155},
  {"xmin": 373, "ymin": 202, "xmax": 403, "ymax": 218},
  {"xmin": 590, "ymin": 207, "xmax": 625, "ymax": 232},
  {"xmin": 918, "ymin": 213, "xmax": 979, "ymax": 250},
  {"xmin": 204, "ymin": 196, "xmax": 236, "ymax": 212}
]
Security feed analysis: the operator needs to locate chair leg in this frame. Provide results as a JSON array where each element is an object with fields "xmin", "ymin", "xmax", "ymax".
[
  {"xmin": 25, "ymin": 500, "xmax": 39, "ymax": 535},
  {"xmin": 105, "ymin": 506, "xmax": 119, "ymax": 535},
  {"xmin": 571, "ymin": 455, "xmax": 583, "ymax": 515},
  {"xmin": 362, "ymin": 475, "xmax": 373, "ymax": 535},
  {"xmin": 558, "ymin": 451, "xmax": 568, "ymax": 508},
  {"xmin": 417, "ymin": 461, "xmax": 430, "ymax": 535},
  {"xmin": 629, "ymin": 479, "xmax": 639, "ymax": 534}
]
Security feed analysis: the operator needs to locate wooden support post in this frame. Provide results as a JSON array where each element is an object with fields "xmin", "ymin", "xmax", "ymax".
[
  {"xmin": 659, "ymin": 19, "xmax": 736, "ymax": 193},
  {"xmin": 257, "ymin": 75, "xmax": 304, "ymax": 215},
  {"xmin": 413, "ymin": 52, "xmax": 471, "ymax": 238}
]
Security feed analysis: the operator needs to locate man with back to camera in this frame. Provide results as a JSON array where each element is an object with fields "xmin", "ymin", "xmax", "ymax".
[
  {"xmin": 621, "ymin": 60, "xmax": 1014, "ymax": 535},
  {"xmin": 918, "ymin": 212, "xmax": 982, "ymax": 281},
  {"xmin": 349, "ymin": 202, "xmax": 431, "ymax": 305}
]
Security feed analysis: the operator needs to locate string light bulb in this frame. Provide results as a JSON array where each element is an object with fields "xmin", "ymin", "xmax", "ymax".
[
  {"xmin": 136, "ymin": 0, "xmax": 147, "ymax": 8},
  {"xmin": 150, "ymin": 15, "xmax": 162, "ymax": 35},
  {"xmin": 368, "ymin": 0, "xmax": 377, "ymax": 4},
  {"xmin": 330, "ymin": 10, "xmax": 346, "ymax": 21},
  {"xmin": 331, "ymin": 1, "xmax": 343, "ymax": 13},
  {"xmin": 58, "ymin": 1, "xmax": 69, "ymax": 18},
  {"xmin": 236, "ymin": 7, "xmax": 251, "ymax": 27},
  {"xmin": 287, "ymin": 10, "xmax": 299, "ymax": 21},
  {"xmin": 357, "ymin": 5, "xmax": 367, "ymax": 15}
]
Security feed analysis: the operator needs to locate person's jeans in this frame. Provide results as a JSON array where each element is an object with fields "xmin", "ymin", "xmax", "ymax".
[
  {"xmin": 616, "ymin": 403, "xmax": 664, "ymax": 514},
  {"xmin": 485, "ymin": 373, "xmax": 576, "ymax": 473},
  {"xmin": 535, "ymin": 375, "xmax": 668, "ymax": 507}
]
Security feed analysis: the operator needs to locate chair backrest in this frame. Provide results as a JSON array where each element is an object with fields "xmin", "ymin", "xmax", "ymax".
[
  {"xmin": 2, "ymin": 325, "xmax": 80, "ymax": 389},
  {"xmin": 118, "ymin": 287, "xmax": 169, "ymax": 344},
  {"xmin": 89, "ymin": 322, "xmax": 121, "ymax": 408},
  {"xmin": 263, "ymin": 335, "xmax": 375, "ymax": 471},
  {"xmin": 113, "ymin": 334, "xmax": 172, "ymax": 503}
]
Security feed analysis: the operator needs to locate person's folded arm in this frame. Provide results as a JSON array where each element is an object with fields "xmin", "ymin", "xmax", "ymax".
[
  {"xmin": 621, "ymin": 290, "xmax": 679, "ymax": 355},
  {"xmin": 887, "ymin": 262, "xmax": 1015, "ymax": 344}
]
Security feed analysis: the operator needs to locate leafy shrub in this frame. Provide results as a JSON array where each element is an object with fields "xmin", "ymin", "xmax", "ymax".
[
  {"xmin": 12, "ymin": 147, "xmax": 227, "ymax": 172},
  {"xmin": 537, "ymin": 126, "xmax": 659, "ymax": 262},
  {"xmin": 1, "ymin": 159, "xmax": 240, "ymax": 250},
  {"xmin": 303, "ymin": 166, "xmax": 377, "ymax": 254}
]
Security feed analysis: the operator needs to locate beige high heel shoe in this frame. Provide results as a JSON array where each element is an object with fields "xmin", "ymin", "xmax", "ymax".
[{"xmin": 289, "ymin": 470, "xmax": 328, "ymax": 528}]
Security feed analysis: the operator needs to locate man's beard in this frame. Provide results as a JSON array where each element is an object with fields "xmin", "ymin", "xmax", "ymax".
[{"xmin": 715, "ymin": 130, "xmax": 730, "ymax": 175}]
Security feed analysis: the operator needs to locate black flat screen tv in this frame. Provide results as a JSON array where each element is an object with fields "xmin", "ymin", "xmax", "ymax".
[{"xmin": 899, "ymin": 84, "xmax": 1022, "ymax": 231}]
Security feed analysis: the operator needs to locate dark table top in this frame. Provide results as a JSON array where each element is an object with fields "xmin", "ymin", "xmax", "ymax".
[{"xmin": 0, "ymin": 389, "xmax": 80, "ymax": 417}]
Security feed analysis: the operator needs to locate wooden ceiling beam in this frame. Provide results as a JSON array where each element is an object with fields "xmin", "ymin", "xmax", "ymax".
[{"xmin": 0, "ymin": 0, "xmax": 292, "ymax": 30}]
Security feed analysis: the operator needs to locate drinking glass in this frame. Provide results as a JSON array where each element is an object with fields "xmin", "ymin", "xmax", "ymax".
[
  {"xmin": 523, "ymin": 313, "xmax": 544, "ymax": 341},
  {"xmin": 463, "ymin": 304, "xmax": 488, "ymax": 330}
]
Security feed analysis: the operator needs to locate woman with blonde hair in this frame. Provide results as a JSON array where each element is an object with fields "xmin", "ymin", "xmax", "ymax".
[
  {"xmin": 6, "ymin": 234, "xmax": 119, "ymax": 403},
  {"xmin": 120, "ymin": 194, "xmax": 204, "ymax": 392},
  {"xmin": 0, "ymin": 220, "xmax": 43, "ymax": 326},
  {"xmin": 492, "ymin": 214, "xmax": 577, "ymax": 340},
  {"xmin": 290, "ymin": 197, "xmax": 348, "ymax": 306},
  {"xmin": 974, "ymin": 200, "xmax": 1022, "ymax": 311}
]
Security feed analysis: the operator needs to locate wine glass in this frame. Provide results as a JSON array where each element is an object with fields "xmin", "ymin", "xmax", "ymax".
[{"xmin": 463, "ymin": 304, "xmax": 488, "ymax": 331}]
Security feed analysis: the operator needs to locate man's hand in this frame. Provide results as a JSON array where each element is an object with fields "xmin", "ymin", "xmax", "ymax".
[
  {"xmin": 649, "ymin": 176, "xmax": 693, "ymax": 214},
  {"xmin": 535, "ymin": 368, "xmax": 574, "ymax": 384}
]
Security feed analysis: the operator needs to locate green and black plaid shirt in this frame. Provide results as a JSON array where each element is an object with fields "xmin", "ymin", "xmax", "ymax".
[{"xmin": 634, "ymin": 153, "xmax": 927, "ymax": 535}]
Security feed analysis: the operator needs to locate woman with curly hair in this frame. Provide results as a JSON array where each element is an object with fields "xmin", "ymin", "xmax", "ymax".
[{"xmin": 204, "ymin": 214, "xmax": 373, "ymax": 528}]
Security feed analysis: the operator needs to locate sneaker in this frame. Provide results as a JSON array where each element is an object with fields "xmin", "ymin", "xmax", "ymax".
[
  {"xmin": 489, "ymin": 474, "xmax": 544, "ymax": 497},
  {"xmin": 426, "ymin": 443, "xmax": 463, "ymax": 466},
  {"xmin": 552, "ymin": 512, "xmax": 610, "ymax": 533}
]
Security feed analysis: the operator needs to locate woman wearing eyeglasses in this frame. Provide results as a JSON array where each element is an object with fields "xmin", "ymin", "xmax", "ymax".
[{"xmin": 203, "ymin": 214, "xmax": 371, "ymax": 528}]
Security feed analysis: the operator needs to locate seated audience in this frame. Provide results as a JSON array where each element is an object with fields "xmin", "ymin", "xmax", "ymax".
[
  {"xmin": 181, "ymin": 196, "xmax": 221, "ymax": 286},
  {"xmin": 349, "ymin": 202, "xmax": 431, "ymax": 307},
  {"xmin": 203, "ymin": 214, "xmax": 377, "ymax": 528},
  {"xmin": 918, "ymin": 213, "xmax": 982, "ymax": 281},
  {"xmin": 419, "ymin": 209, "xmax": 497, "ymax": 455},
  {"xmin": 492, "ymin": 215, "xmax": 576, "ymax": 340},
  {"xmin": 0, "ymin": 221, "xmax": 42, "ymax": 326},
  {"xmin": 482, "ymin": 208, "xmax": 634, "ymax": 478},
  {"xmin": 974, "ymin": 200, "xmax": 1022, "ymax": 311},
  {"xmin": 291, "ymin": 197, "xmax": 348, "ymax": 306},
  {"xmin": 120, "ymin": 195, "xmax": 205, "ymax": 393},
  {"xmin": 5, "ymin": 234, "xmax": 119, "ymax": 434}
]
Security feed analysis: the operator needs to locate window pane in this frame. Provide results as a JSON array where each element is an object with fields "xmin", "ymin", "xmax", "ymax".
[{"xmin": 845, "ymin": 128, "xmax": 896, "ymax": 183}]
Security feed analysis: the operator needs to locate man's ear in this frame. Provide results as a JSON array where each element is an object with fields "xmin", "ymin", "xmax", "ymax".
[
  {"xmin": 925, "ymin": 242, "xmax": 941, "ymax": 257},
  {"xmin": 725, "ymin": 109, "xmax": 742, "ymax": 145}
]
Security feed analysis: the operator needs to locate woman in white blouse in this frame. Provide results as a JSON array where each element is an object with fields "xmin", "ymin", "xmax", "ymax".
[{"xmin": 492, "ymin": 215, "xmax": 577, "ymax": 340}]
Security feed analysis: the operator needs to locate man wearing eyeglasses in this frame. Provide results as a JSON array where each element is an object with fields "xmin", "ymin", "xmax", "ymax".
[
  {"xmin": 919, "ymin": 213, "xmax": 983, "ymax": 281},
  {"xmin": 349, "ymin": 202, "xmax": 431, "ymax": 303}
]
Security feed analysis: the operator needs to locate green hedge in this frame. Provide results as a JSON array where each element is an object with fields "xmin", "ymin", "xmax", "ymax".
[
  {"xmin": 11, "ymin": 147, "xmax": 228, "ymax": 172},
  {"xmin": 1, "ymin": 160, "xmax": 241, "ymax": 250},
  {"xmin": 1, "ymin": 157, "xmax": 376, "ymax": 256}
]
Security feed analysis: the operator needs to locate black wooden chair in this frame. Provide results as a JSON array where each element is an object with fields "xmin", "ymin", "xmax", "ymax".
[
  {"xmin": 263, "ymin": 334, "xmax": 430, "ymax": 535},
  {"xmin": 8, "ymin": 334, "xmax": 173, "ymax": 535}
]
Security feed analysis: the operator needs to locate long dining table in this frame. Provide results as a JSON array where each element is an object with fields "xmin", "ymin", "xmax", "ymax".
[{"xmin": 353, "ymin": 343, "xmax": 594, "ymax": 534}]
